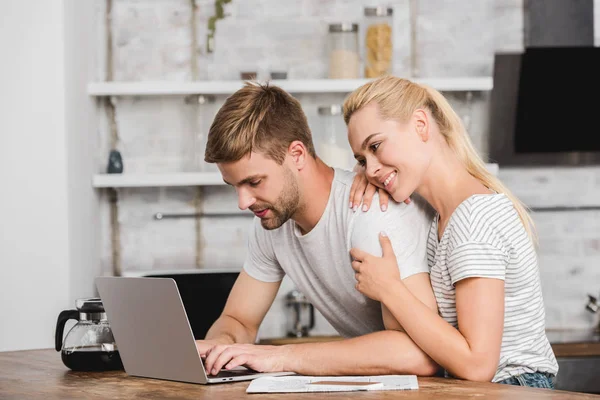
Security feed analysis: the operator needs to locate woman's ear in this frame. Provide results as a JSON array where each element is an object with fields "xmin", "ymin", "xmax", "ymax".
[
  {"xmin": 288, "ymin": 140, "xmax": 308, "ymax": 170},
  {"xmin": 414, "ymin": 109, "xmax": 429, "ymax": 142}
]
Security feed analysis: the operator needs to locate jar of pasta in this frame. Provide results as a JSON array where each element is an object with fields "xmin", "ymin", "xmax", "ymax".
[
  {"xmin": 363, "ymin": 6, "xmax": 393, "ymax": 78},
  {"xmin": 327, "ymin": 23, "xmax": 360, "ymax": 79}
]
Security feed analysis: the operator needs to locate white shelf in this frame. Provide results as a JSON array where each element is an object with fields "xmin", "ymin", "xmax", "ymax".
[
  {"xmin": 92, "ymin": 172, "xmax": 226, "ymax": 188},
  {"xmin": 87, "ymin": 77, "xmax": 493, "ymax": 96},
  {"xmin": 92, "ymin": 164, "xmax": 498, "ymax": 188}
]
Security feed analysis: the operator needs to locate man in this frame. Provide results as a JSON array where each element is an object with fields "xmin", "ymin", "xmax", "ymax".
[{"xmin": 196, "ymin": 82, "xmax": 439, "ymax": 377}]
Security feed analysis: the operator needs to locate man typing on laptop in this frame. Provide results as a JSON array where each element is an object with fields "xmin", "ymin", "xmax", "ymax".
[{"xmin": 196, "ymin": 82, "xmax": 439, "ymax": 377}]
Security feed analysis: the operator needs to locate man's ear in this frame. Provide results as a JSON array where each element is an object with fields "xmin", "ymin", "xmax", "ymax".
[
  {"xmin": 288, "ymin": 140, "xmax": 308, "ymax": 170},
  {"xmin": 414, "ymin": 109, "xmax": 429, "ymax": 142}
]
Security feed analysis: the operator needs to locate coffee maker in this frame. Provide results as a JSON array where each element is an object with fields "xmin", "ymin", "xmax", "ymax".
[{"xmin": 285, "ymin": 290, "xmax": 315, "ymax": 337}]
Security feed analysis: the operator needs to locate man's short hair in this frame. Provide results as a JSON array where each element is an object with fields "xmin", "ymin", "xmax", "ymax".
[{"xmin": 204, "ymin": 82, "xmax": 316, "ymax": 164}]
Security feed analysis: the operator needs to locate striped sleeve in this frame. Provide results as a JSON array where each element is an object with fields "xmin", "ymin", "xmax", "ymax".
[{"xmin": 447, "ymin": 241, "xmax": 508, "ymax": 286}]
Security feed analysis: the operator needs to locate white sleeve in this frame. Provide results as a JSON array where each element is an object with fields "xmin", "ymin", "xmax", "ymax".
[
  {"xmin": 242, "ymin": 218, "xmax": 285, "ymax": 282},
  {"xmin": 350, "ymin": 196, "xmax": 432, "ymax": 279}
]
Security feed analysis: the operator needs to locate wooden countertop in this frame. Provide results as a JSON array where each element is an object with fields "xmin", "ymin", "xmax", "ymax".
[
  {"xmin": 261, "ymin": 329, "xmax": 600, "ymax": 357},
  {"xmin": 546, "ymin": 329, "xmax": 600, "ymax": 357},
  {"xmin": 1, "ymin": 349, "xmax": 598, "ymax": 399}
]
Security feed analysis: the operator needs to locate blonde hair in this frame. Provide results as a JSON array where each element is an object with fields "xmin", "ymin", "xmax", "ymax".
[
  {"xmin": 343, "ymin": 75, "xmax": 537, "ymax": 244},
  {"xmin": 205, "ymin": 82, "xmax": 316, "ymax": 164}
]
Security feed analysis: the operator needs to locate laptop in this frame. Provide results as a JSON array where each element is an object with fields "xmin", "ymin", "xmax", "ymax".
[{"xmin": 96, "ymin": 276, "xmax": 294, "ymax": 384}]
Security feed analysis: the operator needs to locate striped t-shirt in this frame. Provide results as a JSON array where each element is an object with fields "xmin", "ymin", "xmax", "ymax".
[{"xmin": 427, "ymin": 193, "xmax": 558, "ymax": 382}]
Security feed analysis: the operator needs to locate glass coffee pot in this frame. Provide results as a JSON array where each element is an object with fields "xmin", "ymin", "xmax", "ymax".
[{"xmin": 55, "ymin": 297, "xmax": 123, "ymax": 371}]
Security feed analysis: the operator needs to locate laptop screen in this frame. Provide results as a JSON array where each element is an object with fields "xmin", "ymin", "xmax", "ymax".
[{"xmin": 145, "ymin": 272, "xmax": 240, "ymax": 340}]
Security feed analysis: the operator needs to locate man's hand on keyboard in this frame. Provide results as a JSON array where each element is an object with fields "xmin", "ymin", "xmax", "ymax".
[{"xmin": 203, "ymin": 344, "xmax": 291, "ymax": 376}]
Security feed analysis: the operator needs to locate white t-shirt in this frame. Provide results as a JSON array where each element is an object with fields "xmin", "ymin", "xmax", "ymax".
[
  {"xmin": 427, "ymin": 193, "xmax": 559, "ymax": 382},
  {"xmin": 243, "ymin": 168, "xmax": 433, "ymax": 338}
]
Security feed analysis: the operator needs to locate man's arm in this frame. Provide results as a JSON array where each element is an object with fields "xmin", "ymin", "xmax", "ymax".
[
  {"xmin": 202, "ymin": 276, "xmax": 439, "ymax": 376},
  {"xmin": 285, "ymin": 329, "xmax": 439, "ymax": 376},
  {"xmin": 206, "ymin": 328, "xmax": 440, "ymax": 376},
  {"xmin": 195, "ymin": 270, "xmax": 281, "ymax": 355}
]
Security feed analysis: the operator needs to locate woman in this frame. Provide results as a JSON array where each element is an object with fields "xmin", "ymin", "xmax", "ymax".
[{"xmin": 343, "ymin": 75, "xmax": 558, "ymax": 388}]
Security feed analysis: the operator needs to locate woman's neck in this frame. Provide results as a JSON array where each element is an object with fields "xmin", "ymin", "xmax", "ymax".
[{"xmin": 416, "ymin": 147, "xmax": 490, "ymax": 225}]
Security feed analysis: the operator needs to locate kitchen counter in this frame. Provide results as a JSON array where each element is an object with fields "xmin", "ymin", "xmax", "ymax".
[
  {"xmin": 1, "ymin": 349, "xmax": 598, "ymax": 399},
  {"xmin": 546, "ymin": 329, "xmax": 600, "ymax": 357}
]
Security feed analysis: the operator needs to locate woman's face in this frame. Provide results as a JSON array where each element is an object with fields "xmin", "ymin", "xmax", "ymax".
[{"xmin": 347, "ymin": 102, "xmax": 431, "ymax": 202}]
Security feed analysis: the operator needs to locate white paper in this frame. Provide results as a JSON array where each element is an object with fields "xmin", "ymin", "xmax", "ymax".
[{"xmin": 246, "ymin": 375, "xmax": 418, "ymax": 393}]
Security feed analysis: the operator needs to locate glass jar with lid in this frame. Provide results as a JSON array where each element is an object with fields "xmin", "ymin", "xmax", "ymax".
[
  {"xmin": 184, "ymin": 94, "xmax": 219, "ymax": 172},
  {"xmin": 364, "ymin": 6, "xmax": 393, "ymax": 78},
  {"xmin": 327, "ymin": 23, "xmax": 360, "ymax": 79},
  {"xmin": 314, "ymin": 105, "xmax": 356, "ymax": 171}
]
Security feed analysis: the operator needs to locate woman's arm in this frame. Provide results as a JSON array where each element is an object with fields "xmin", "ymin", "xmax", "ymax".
[
  {"xmin": 351, "ymin": 234, "xmax": 505, "ymax": 382},
  {"xmin": 381, "ymin": 277, "xmax": 504, "ymax": 381}
]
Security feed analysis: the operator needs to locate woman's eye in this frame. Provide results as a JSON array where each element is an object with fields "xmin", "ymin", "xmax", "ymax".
[
  {"xmin": 369, "ymin": 142, "xmax": 381, "ymax": 152},
  {"xmin": 357, "ymin": 159, "xmax": 366, "ymax": 167}
]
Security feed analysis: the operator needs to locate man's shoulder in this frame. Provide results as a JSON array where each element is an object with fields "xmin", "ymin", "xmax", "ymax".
[
  {"xmin": 332, "ymin": 168, "xmax": 357, "ymax": 188},
  {"xmin": 351, "ymin": 194, "xmax": 434, "ymax": 230}
]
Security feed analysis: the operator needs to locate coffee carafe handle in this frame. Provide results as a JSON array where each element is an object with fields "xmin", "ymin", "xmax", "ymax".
[
  {"xmin": 308, "ymin": 304, "xmax": 315, "ymax": 330},
  {"xmin": 55, "ymin": 310, "xmax": 79, "ymax": 351}
]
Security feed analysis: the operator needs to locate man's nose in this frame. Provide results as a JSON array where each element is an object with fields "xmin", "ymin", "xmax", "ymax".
[{"xmin": 237, "ymin": 188, "xmax": 256, "ymax": 210}]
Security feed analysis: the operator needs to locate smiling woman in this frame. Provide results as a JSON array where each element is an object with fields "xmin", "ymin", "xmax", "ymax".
[{"xmin": 341, "ymin": 75, "xmax": 559, "ymax": 388}]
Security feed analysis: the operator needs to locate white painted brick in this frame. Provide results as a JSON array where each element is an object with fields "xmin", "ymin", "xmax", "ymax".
[
  {"xmin": 500, "ymin": 167, "xmax": 600, "ymax": 208},
  {"xmin": 493, "ymin": 0, "xmax": 524, "ymax": 52},
  {"xmin": 303, "ymin": 0, "xmax": 362, "ymax": 19},
  {"xmin": 95, "ymin": 0, "xmax": 109, "ymax": 81},
  {"xmin": 200, "ymin": 215, "xmax": 251, "ymax": 268},
  {"xmin": 596, "ymin": 0, "xmax": 600, "ymax": 46},
  {"xmin": 442, "ymin": 92, "xmax": 489, "ymax": 155},
  {"xmin": 415, "ymin": 0, "xmax": 494, "ymax": 77},
  {"xmin": 229, "ymin": 0, "xmax": 306, "ymax": 19},
  {"xmin": 97, "ymin": 0, "xmax": 600, "ymax": 332},
  {"xmin": 112, "ymin": 0, "xmax": 193, "ymax": 81}
]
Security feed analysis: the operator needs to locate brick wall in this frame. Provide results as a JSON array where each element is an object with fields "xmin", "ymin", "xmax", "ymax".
[{"xmin": 95, "ymin": 0, "xmax": 600, "ymax": 337}]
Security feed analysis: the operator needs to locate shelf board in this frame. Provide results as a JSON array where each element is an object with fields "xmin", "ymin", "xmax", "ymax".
[
  {"xmin": 92, "ymin": 172, "xmax": 226, "ymax": 188},
  {"xmin": 87, "ymin": 77, "xmax": 493, "ymax": 96},
  {"xmin": 92, "ymin": 164, "xmax": 498, "ymax": 188}
]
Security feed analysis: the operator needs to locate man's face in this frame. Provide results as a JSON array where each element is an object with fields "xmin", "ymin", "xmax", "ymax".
[{"xmin": 218, "ymin": 152, "xmax": 300, "ymax": 230}]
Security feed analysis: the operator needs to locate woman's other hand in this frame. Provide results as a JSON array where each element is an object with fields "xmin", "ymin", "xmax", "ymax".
[
  {"xmin": 350, "ymin": 232, "xmax": 402, "ymax": 301},
  {"xmin": 349, "ymin": 165, "xmax": 410, "ymax": 212}
]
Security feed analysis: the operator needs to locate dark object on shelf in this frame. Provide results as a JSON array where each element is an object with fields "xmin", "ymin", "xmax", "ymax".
[
  {"xmin": 270, "ymin": 71, "xmax": 288, "ymax": 80},
  {"xmin": 240, "ymin": 71, "xmax": 257, "ymax": 80},
  {"xmin": 106, "ymin": 150, "xmax": 123, "ymax": 174}
]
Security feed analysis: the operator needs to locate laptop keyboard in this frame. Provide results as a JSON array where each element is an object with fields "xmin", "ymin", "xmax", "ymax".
[
  {"xmin": 202, "ymin": 360, "xmax": 261, "ymax": 378},
  {"xmin": 214, "ymin": 369, "xmax": 261, "ymax": 378}
]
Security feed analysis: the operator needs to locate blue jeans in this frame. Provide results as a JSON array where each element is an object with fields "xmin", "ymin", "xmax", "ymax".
[{"xmin": 498, "ymin": 372, "xmax": 555, "ymax": 389}]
